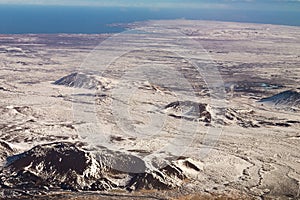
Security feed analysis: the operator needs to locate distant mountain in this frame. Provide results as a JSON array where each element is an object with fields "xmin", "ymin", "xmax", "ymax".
[
  {"xmin": 0, "ymin": 142, "xmax": 199, "ymax": 192},
  {"xmin": 258, "ymin": 90, "xmax": 300, "ymax": 109}
]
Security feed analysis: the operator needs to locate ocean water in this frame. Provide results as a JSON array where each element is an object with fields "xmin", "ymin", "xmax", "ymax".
[{"xmin": 0, "ymin": 5, "xmax": 299, "ymax": 34}]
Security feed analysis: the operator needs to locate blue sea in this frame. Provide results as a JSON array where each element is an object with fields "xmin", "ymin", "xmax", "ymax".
[{"xmin": 0, "ymin": 5, "xmax": 299, "ymax": 34}]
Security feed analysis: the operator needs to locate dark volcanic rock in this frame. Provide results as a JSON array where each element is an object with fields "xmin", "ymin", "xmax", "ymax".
[
  {"xmin": 164, "ymin": 100, "xmax": 295, "ymax": 129},
  {"xmin": 0, "ymin": 142, "xmax": 108, "ymax": 191},
  {"xmin": 0, "ymin": 142, "xmax": 192, "ymax": 192},
  {"xmin": 128, "ymin": 164, "xmax": 185, "ymax": 190},
  {"xmin": 164, "ymin": 101, "xmax": 211, "ymax": 123},
  {"xmin": 258, "ymin": 90, "xmax": 300, "ymax": 109},
  {"xmin": 54, "ymin": 73, "xmax": 103, "ymax": 89},
  {"xmin": 0, "ymin": 140, "xmax": 14, "ymax": 164},
  {"xmin": 223, "ymin": 108, "xmax": 259, "ymax": 128}
]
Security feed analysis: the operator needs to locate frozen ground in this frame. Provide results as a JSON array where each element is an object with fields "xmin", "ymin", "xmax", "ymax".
[{"xmin": 0, "ymin": 20, "xmax": 300, "ymax": 199}]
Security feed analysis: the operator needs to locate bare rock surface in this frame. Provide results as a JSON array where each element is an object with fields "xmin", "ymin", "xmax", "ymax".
[
  {"xmin": 164, "ymin": 101, "xmax": 212, "ymax": 123},
  {"xmin": 54, "ymin": 73, "xmax": 100, "ymax": 90},
  {"xmin": 259, "ymin": 89, "xmax": 300, "ymax": 111},
  {"xmin": 0, "ymin": 142, "xmax": 195, "ymax": 192},
  {"xmin": 0, "ymin": 141, "xmax": 14, "ymax": 164},
  {"xmin": 54, "ymin": 72, "xmax": 114, "ymax": 91}
]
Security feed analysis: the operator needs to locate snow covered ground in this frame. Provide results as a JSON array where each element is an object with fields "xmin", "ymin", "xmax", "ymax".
[{"xmin": 0, "ymin": 20, "xmax": 300, "ymax": 199}]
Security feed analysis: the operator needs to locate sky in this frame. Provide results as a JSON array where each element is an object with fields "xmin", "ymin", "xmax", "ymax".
[{"xmin": 0, "ymin": 0, "xmax": 299, "ymax": 10}]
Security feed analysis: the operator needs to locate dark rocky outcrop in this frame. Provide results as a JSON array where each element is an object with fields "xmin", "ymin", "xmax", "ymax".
[
  {"xmin": 128, "ymin": 164, "xmax": 186, "ymax": 191},
  {"xmin": 164, "ymin": 100, "xmax": 296, "ymax": 128},
  {"xmin": 0, "ymin": 142, "xmax": 194, "ymax": 192},
  {"xmin": 164, "ymin": 101, "xmax": 211, "ymax": 123},
  {"xmin": 0, "ymin": 140, "xmax": 14, "ymax": 164},
  {"xmin": 223, "ymin": 108, "xmax": 259, "ymax": 128},
  {"xmin": 1, "ymin": 142, "xmax": 106, "ymax": 191},
  {"xmin": 258, "ymin": 90, "xmax": 300, "ymax": 109},
  {"xmin": 54, "ymin": 73, "xmax": 103, "ymax": 89}
]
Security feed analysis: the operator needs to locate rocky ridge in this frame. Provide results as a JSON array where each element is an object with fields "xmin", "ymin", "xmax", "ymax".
[
  {"xmin": 0, "ymin": 142, "xmax": 200, "ymax": 192},
  {"xmin": 258, "ymin": 89, "xmax": 300, "ymax": 110}
]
